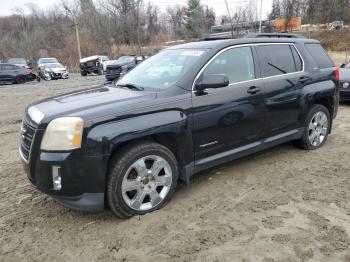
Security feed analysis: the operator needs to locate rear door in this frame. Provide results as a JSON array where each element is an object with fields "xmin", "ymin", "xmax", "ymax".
[
  {"xmin": 0, "ymin": 65, "xmax": 15, "ymax": 81},
  {"xmin": 256, "ymin": 43, "xmax": 306, "ymax": 137}
]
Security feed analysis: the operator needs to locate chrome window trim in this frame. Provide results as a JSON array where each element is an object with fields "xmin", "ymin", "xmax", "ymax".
[{"xmin": 192, "ymin": 42, "xmax": 305, "ymax": 92}]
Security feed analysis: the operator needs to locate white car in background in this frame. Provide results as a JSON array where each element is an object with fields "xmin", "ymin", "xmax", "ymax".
[
  {"xmin": 79, "ymin": 55, "xmax": 110, "ymax": 75},
  {"xmin": 39, "ymin": 63, "xmax": 69, "ymax": 80}
]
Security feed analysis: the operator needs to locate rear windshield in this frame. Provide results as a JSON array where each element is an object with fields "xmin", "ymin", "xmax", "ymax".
[{"xmin": 305, "ymin": 43, "xmax": 334, "ymax": 69}]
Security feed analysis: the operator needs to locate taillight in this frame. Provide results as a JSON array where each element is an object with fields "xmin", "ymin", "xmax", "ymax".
[
  {"xmin": 332, "ymin": 67, "xmax": 339, "ymax": 81},
  {"xmin": 27, "ymin": 67, "xmax": 32, "ymax": 74}
]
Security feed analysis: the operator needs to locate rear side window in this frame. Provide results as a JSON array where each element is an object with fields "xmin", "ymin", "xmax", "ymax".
[
  {"xmin": 305, "ymin": 43, "xmax": 334, "ymax": 69},
  {"xmin": 2, "ymin": 65, "xmax": 14, "ymax": 70},
  {"xmin": 257, "ymin": 44, "xmax": 300, "ymax": 77}
]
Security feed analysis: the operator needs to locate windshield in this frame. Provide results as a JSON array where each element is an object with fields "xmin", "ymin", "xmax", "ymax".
[
  {"xmin": 45, "ymin": 63, "xmax": 64, "ymax": 69},
  {"xmin": 41, "ymin": 58, "xmax": 58, "ymax": 64},
  {"xmin": 8, "ymin": 58, "xmax": 26, "ymax": 65},
  {"xmin": 117, "ymin": 49, "xmax": 207, "ymax": 89},
  {"xmin": 117, "ymin": 56, "xmax": 135, "ymax": 63}
]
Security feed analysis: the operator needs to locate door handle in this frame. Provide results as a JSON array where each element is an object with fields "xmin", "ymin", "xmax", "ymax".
[
  {"xmin": 247, "ymin": 86, "xmax": 261, "ymax": 94},
  {"xmin": 298, "ymin": 76, "xmax": 310, "ymax": 83}
]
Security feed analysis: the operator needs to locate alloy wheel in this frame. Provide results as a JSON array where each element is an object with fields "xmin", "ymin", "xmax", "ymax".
[
  {"xmin": 308, "ymin": 111, "xmax": 328, "ymax": 147},
  {"xmin": 121, "ymin": 155, "xmax": 172, "ymax": 211}
]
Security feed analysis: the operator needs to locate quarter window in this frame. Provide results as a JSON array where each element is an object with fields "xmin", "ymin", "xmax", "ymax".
[
  {"xmin": 203, "ymin": 46, "xmax": 256, "ymax": 84},
  {"xmin": 305, "ymin": 43, "xmax": 334, "ymax": 69},
  {"xmin": 257, "ymin": 44, "xmax": 301, "ymax": 77}
]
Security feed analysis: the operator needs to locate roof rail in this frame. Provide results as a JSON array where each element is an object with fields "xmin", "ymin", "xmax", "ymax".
[
  {"xmin": 244, "ymin": 33, "xmax": 306, "ymax": 39},
  {"xmin": 201, "ymin": 36, "xmax": 234, "ymax": 41}
]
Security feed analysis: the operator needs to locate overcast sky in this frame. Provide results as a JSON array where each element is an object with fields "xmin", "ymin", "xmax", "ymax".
[{"xmin": 0, "ymin": 0, "xmax": 273, "ymax": 19}]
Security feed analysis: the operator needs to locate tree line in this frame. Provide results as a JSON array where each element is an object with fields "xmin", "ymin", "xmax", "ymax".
[
  {"xmin": 0, "ymin": 0, "xmax": 349, "ymax": 66},
  {"xmin": 0, "ymin": 0, "xmax": 216, "ymax": 65},
  {"xmin": 269, "ymin": 0, "xmax": 350, "ymax": 25}
]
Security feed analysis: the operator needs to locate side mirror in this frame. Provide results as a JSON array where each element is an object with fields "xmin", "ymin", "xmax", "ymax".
[{"xmin": 196, "ymin": 74, "xmax": 229, "ymax": 91}]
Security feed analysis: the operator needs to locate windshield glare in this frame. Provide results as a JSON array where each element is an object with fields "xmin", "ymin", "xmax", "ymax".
[
  {"xmin": 8, "ymin": 58, "xmax": 26, "ymax": 64},
  {"xmin": 117, "ymin": 49, "xmax": 207, "ymax": 90},
  {"xmin": 117, "ymin": 56, "xmax": 134, "ymax": 63},
  {"xmin": 41, "ymin": 58, "xmax": 58, "ymax": 64},
  {"xmin": 45, "ymin": 63, "xmax": 64, "ymax": 69}
]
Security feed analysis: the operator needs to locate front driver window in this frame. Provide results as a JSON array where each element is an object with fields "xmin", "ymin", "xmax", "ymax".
[{"xmin": 203, "ymin": 46, "xmax": 255, "ymax": 84}]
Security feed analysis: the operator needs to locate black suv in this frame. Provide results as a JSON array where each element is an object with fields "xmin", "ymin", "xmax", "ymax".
[{"xmin": 20, "ymin": 37, "xmax": 339, "ymax": 218}]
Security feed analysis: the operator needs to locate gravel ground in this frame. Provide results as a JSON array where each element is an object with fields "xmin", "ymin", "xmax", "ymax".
[{"xmin": 0, "ymin": 73, "xmax": 350, "ymax": 262}]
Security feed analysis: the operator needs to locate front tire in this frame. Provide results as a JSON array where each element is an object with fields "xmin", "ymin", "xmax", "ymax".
[
  {"xmin": 298, "ymin": 104, "xmax": 331, "ymax": 150},
  {"xmin": 107, "ymin": 142, "xmax": 178, "ymax": 218}
]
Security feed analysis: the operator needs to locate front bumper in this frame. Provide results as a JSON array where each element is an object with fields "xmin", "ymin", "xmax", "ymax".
[
  {"xmin": 21, "ymin": 149, "xmax": 108, "ymax": 212},
  {"xmin": 53, "ymin": 193, "xmax": 104, "ymax": 212},
  {"xmin": 340, "ymin": 88, "xmax": 350, "ymax": 101},
  {"xmin": 106, "ymin": 73, "xmax": 121, "ymax": 81}
]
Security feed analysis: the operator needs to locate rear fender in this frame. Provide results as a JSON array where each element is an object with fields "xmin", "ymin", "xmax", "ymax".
[{"xmin": 300, "ymin": 80, "xmax": 336, "ymax": 124}]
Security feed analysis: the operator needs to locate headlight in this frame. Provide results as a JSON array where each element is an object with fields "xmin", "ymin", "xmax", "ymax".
[
  {"xmin": 41, "ymin": 117, "xmax": 84, "ymax": 151},
  {"xmin": 343, "ymin": 82, "xmax": 349, "ymax": 89},
  {"xmin": 121, "ymin": 65, "xmax": 128, "ymax": 71}
]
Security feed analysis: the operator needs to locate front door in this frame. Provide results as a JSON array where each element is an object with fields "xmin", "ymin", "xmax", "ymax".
[{"xmin": 192, "ymin": 46, "xmax": 265, "ymax": 161}]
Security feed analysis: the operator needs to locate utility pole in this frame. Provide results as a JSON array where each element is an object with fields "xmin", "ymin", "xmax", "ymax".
[
  {"xmin": 259, "ymin": 0, "xmax": 263, "ymax": 33},
  {"xmin": 63, "ymin": 5, "xmax": 82, "ymax": 60},
  {"xmin": 72, "ymin": 15, "xmax": 82, "ymax": 60}
]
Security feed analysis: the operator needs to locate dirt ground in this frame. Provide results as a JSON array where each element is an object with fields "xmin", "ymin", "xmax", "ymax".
[{"xmin": 1, "ymin": 66, "xmax": 350, "ymax": 262}]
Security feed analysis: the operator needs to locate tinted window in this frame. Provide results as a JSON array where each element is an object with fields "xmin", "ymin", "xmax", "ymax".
[
  {"xmin": 305, "ymin": 43, "xmax": 334, "ymax": 69},
  {"xmin": 203, "ymin": 46, "xmax": 255, "ymax": 84},
  {"xmin": 2, "ymin": 65, "xmax": 14, "ymax": 70},
  {"xmin": 257, "ymin": 44, "xmax": 298, "ymax": 77},
  {"xmin": 291, "ymin": 46, "xmax": 303, "ymax": 71}
]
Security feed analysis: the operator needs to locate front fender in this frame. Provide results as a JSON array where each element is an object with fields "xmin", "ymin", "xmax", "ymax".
[{"xmin": 84, "ymin": 110, "xmax": 189, "ymax": 156}]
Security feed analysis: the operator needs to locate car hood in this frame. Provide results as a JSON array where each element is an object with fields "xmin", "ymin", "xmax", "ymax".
[
  {"xmin": 107, "ymin": 61, "xmax": 132, "ymax": 68},
  {"xmin": 31, "ymin": 86, "xmax": 157, "ymax": 125},
  {"xmin": 48, "ymin": 68, "xmax": 67, "ymax": 73},
  {"xmin": 80, "ymin": 56, "xmax": 101, "ymax": 63},
  {"xmin": 339, "ymin": 68, "xmax": 350, "ymax": 82}
]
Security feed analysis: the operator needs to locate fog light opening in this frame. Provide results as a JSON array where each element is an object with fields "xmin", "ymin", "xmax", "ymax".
[{"xmin": 52, "ymin": 165, "xmax": 62, "ymax": 190}]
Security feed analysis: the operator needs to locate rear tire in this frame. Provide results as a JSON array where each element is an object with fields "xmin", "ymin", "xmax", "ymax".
[
  {"xmin": 107, "ymin": 141, "xmax": 178, "ymax": 218},
  {"xmin": 15, "ymin": 76, "xmax": 25, "ymax": 84},
  {"xmin": 297, "ymin": 104, "xmax": 331, "ymax": 150},
  {"xmin": 81, "ymin": 71, "xmax": 87, "ymax": 76}
]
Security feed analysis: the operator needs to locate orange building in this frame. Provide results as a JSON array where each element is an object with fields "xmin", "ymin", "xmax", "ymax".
[{"xmin": 274, "ymin": 17, "xmax": 302, "ymax": 32}]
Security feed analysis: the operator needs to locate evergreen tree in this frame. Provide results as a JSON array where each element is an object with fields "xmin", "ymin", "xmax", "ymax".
[{"xmin": 184, "ymin": 0, "xmax": 203, "ymax": 38}]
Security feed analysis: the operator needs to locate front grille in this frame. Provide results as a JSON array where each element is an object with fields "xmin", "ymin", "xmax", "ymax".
[
  {"xmin": 20, "ymin": 113, "xmax": 38, "ymax": 162},
  {"xmin": 107, "ymin": 67, "xmax": 122, "ymax": 75}
]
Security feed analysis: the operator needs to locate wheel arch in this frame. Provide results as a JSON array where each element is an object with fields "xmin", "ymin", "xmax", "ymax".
[{"xmin": 106, "ymin": 132, "xmax": 192, "ymax": 185}]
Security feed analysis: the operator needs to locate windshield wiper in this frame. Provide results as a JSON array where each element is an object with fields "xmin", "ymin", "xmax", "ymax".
[{"xmin": 116, "ymin": 83, "xmax": 144, "ymax": 91}]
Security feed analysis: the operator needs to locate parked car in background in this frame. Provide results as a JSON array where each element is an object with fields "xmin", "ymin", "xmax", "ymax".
[
  {"xmin": 0, "ymin": 63, "xmax": 31, "ymax": 84},
  {"xmin": 20, "ymin": 35, "xmax": 339, "ymax": 218},
  {"xmin": 79, "ymin": 55, "xmax": 109, "ymax": 76},
  {"xmin": 339, "ymin": 61, "xmax": 350, "ymax": 101},
  {"xmin": 37, "ymin": 57, "xmax": 60, "ymax": 73},
  {"xmin": 7, "ymin": 58, "xmax": 31, "ymax": 67},
  {"xmin": 38, "ymin": 63, "xmax": 69, "ymax": 80},
  {"xmin": 7, "ymin": 57, "xmax": 37, "ymax": 81},
  {"xmin": 105, "ymin": 55, "xmax": 145, "ymax": 82}
]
